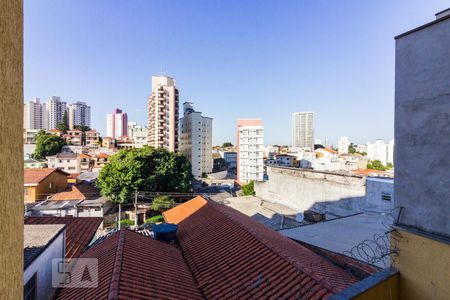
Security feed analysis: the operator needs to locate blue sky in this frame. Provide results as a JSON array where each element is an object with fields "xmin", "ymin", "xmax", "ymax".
[{"xmin": 25, "ymin": 0, "xmax": 448, "ymax": 145}]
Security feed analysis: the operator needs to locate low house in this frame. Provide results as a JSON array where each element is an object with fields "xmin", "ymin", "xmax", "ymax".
[
  {"xmin": 23, "ymin": 129, "xmax": 40, "ymax": 144},
  {"xmin": 79, "ymin": 153, "xmax": 93, "ymax": 171},
  {"xmin": 275, "ymin": 154, "xmax": 297, "ymax": 167},
  {"xmin": 65, "ymin": 129, "xmax": 84, "ymax": 146},
  {"xmin": 101, "ymin": 137, "xmax": 116, "ymax": 149},
  {"xmin": 24, "ymin": 158, "xmax": 46, "ymax": 169},
  {"xmin": 92, "ymin": 153, "xmax": 110, "ymax": 171},
  {"xmin": 85, "ymin": 129, "xmax": 100, "ymax": 147},
  {"xmin": 47, "ymin": 152, "xmax": 81, "ymax": 174},
  {"xmin": 24, "ymin": 168, "xmax": 68, "ymax": 202},
  {"xmin": 24, "ymin": 224, "xmax": 66, "ymax": 300},
  {"xmin": 29, "ymin": 200, "xmax": 82, "ymax": 217},
  {"xmin": 116, "ymin": 135, "xmax": 134, "ymax": 149}
]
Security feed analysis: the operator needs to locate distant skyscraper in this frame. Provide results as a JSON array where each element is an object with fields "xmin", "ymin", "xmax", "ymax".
[
  {"xmin": 237, "ymin": 119, "xmax": 264, "ymax": 183},
  {"xmin": 179, "ymin": 102, "xmax": 213, "ymax": 179},
  {"xmin": 292, "ymin": 112, "xmax": 314, "ymax": 151},
  {"xmin": 68, "ymin": 101, "xmax": 91, "ymax": 129},
  {"xmin": 47, "ymin": 96, "xmax": 67, "ymax": 130},
  {"xmin": 367, "ymin": 139, "xmax": 394, "ymax": 166},
  {"xmin": 147, "ymin": 75, "xmax": 179, "ymax": 152},
  {"xmin": 338, "ymin": 136, "xmax": 350, "ymax": 154},
  {"xmin": 24, "ymin": 98, "xmax": 47, "ymax": 130},
  {"xmin": 106, "ymin": 108, "xmax": 128, "ymax": 138}
]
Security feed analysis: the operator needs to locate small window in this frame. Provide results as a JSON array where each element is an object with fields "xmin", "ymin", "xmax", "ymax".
[
  {"xmin": 24, "ymin": 273, "xmax": 37, "ymax": 300},
  {"xmin": 382, "ymin": 192, "xmax": 392, "ymax": 201}
]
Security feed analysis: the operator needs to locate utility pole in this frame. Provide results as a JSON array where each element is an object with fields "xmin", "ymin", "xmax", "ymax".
[{"xmin": 134, "ymin": 191, "xmax": 138, "ymax": 227}]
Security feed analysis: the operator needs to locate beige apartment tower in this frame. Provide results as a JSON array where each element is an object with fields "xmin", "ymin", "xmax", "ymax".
[{"xmin": 147, "ymin": 75, "xmax": 179, "ymax": 152}]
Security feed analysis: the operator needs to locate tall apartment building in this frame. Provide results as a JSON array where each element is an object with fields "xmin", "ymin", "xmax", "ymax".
[
  {"xmin": 366, "ymin": 139, "xmax": 394, "ymax": 166},
  {"xmin": 179, "ymin": 102, "xmax": 213, "ymax": 179},
  {"xmin": 47, "ymin": 96, "xmax": 67, "ymax": 130},
  {"xmin": 292, "ymin": 112, "xmax": 314, "ymax": 151},
  {"xmin": 106, "ymin": 108, "xmax": 128, "ymax": 138},
  {"xmin": 24, "ymin": 98, "xmax": 47, "ymax": 130},
  {"xmin": 338, "ymin": 136, "xmax": 350, "ymax": 154},
  {"xmin": 129, "ymin": 122, "xmax": 148, "ymax": 148},
  {"xmin": 68, "ymin": 101, "xmax": 91, "ymax": 129},
  {"xmin": 237, "ymin": 119, "xmax": 264, "ymax": 183},
  {"xmin": 147, "ymin": 75, "xmax": 179, "ymax": 152}
]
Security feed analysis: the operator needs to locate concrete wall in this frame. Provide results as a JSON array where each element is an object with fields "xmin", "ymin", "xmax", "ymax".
[
  {"xmin": 24, "ymin": 230, "xmax": 65, "ymax": 300},
  {"xmin": 395, "ymin": 16, "xmax": 450, "ymax": 237},
  {"xmin": 255, "ymin": 166, "xmax": 366, "ymax": 216},
  {"xmin": 0, "ymin": 1, "xmax": 23, "ymax": 298},
  {"xmin": 365, "ymin": 177, "xmax": 394, "ymax": 213}
]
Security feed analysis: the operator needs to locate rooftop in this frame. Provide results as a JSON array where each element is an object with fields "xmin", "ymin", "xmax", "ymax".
[
  {"xmin": 24, "ymin": 217, "xmax": 103, "ymax": 259},
  {"xmin": 24, "ymin": 168, "xmax": 68, "ymax": 185},
  {"xmin": 49, "ymin": 182, "xmax": 100, "ymax": 201},
  {"xmin": 24, "ymin": 224, "xmax": 65, "ymax": 269}
]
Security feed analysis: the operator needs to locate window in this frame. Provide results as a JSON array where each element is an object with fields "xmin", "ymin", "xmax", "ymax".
[
  {"xmin": 49, "ymin": 182, "xmax": 53, "ymax": 189},
  {"xmin": 24, "ymin": 273, "xmax": 37, "ymax": 300},
  {"xmin": 382, "ymin": 192, "xmax": 392, "ymax": 201},
  {"xmin": 68, "ymin": 167, "xmax": 76, "ymax": 170},
  {"xmin": 24, "ymin": 187, "xmax": 29, "ymax": 196}
]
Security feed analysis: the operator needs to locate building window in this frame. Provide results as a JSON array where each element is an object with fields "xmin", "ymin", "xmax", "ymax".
[
  {"xmin": 24, "ymin": 273, "xmax": 37, "ymax": 300},
  {"xmin": 24, "ymin": 187, "xmax": 29, "ymax": 196},
  {"xmin": 381, "ymin": 192, "xmax": 392, "ymax": 201}
]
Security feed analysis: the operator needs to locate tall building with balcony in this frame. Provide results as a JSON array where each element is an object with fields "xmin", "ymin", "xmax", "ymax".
[
  {"xmin": 292, "ymin": 112, "xmax": 314, "ymax": 151},
  {"xmin": 47, "ymin": 96, "xmax": 67, "ymax": 130},
  {"xmin": 106, "ymin": 108, "xmax": 128, "ymax": 138},
  {"xmin": 23, "ymin": 98, "xmax": 48, "ymax": 130},
  {"xmin": 179, "ymin": 102, "xmax": 213, "ymax": 179},
  {"xmin": 237, "ymin": 119, "xmax": 264, "ymax": 183},
  {"xmin": 68, "ymin": 101, "xmax": 91, "ymax": 129},
  {"xmin": 147, "ymin": 75, "xmax": 179, "ymax": 152}
]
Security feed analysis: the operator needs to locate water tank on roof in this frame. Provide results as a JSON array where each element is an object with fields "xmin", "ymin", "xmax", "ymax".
[{"xmin": 153, "ymin": 223, "xmax": 178, "ymax": 242}]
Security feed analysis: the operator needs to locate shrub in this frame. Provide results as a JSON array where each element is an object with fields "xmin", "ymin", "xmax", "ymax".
[
  {"xmin": 151, "ymin": 196, "xmax": 176, "ymax": 212},
  {"xmin": 242, "ymin": 180, "xmax": 255, "ymax": 196},
  {"xmin": 119, "ymin": 219, "xmax": 134, "ymax": 227},
  {"xmin": 145, "ymin": 215, "xmax": 164, "ymax": 223}
]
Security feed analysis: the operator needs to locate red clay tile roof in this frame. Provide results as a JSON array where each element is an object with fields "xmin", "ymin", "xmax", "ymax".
[
  {"xmin": 95, "ymin": 153, "xmax": 110, "ymax": 159},
  {"xmin": 351, "ymin": 169, "xmax": 389, "ymax": 176},
  {"xmin": 163, "ymin": 196, "xmax": 207, "ymax": 224},
  {"xmin": 79, "ymin": 153, "xmax": 91, "ymax": 159},
  {"xmin": 49, "ymin": 183, "xmax": 100, "ymax": 201},
  {"xmin": 167, "ymin": 197, "xmax": 362, "ymax": 299},
  {"xmin": 320, "ymin": 148, "xmax": 338, "ymax": 154},
  {"xmin": 24, "ymin": 217, "xmax": 102, "ymax": 260},
  {"xmin": 57, "ymin": 230, "xmax": 203, "ymax": 300},
  {"xmin": 24, "ymin": 168, "xmax": 68, "ymax": 185}
]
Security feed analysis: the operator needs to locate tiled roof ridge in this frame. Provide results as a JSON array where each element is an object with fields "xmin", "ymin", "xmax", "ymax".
[
  {"xmin": 208, "ymin": 200, "xmax": 340, "ymax": 294},
  {"xmin": 107, "ymin": 229, "xmax": 125, "ymax": 299}
]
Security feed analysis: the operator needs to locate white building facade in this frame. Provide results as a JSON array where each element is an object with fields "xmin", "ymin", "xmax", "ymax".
[
  {"xmin": 292, "ymin": 112, "xmax": 314, "ymax": 151},
  {"xmin": 106, "ymin": 108, "xmax": 128, "ymax": 138},
  {"xmin": 338, "ymin": 136, "xmax": 350, "ymax": 154},
  {"xmin": 237, "ymin": 119, "xmax": 264, "ymax": 183},
  {"xmin": 24, "ymin": 98, "xmax": 48, "ymax": 130},
  {"xmin": 179, "ymin": 102, "xmax": 213, "ymax": 179},
  {"xmin": 68, "ymin": 101, "xmax": 91, "ymax": 129},
  {"xmin": 47, "ymin": 96, "xmax": 67, "ymax": 130},
  {"xmin": 367, "ymin": 139, "xmax": 394, "ymax": 166}
]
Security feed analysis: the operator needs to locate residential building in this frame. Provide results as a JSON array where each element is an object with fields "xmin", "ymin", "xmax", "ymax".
[
  {"xmin": 237, "ymin": 119, "xmax": 264, "ymax": 183},
  {"xmin": 85, "ymin": 129, "xmax": 100, "ymax": 147},
  {"xmin": 222, "ymin": 151, "xmax": 237, "ymax": 171},
  {"xmin": 393, "ymin": 10, "xmax": 450, "ymax": 299},
  {"xmin": 274, "ymin": 154, "xmax": 298, "ymax": 167},
  {"xmin": 23, "ymin": 129, "xmax": 40, "ymax": 144},
  {"xmin": 313, "ymin": 148, "xmax": 341, "ymax": 171},
  {"xmin": 92, "ymin": 153, "xmax": 110, "ymax": 171},
  {"xmin": 101, "ymin": 137, "xmax": 116, "ymax": 149},
  {"xmin": 338, "ymin": 136, "xmax": 350, "ymax": 154},
  {"xmin": 365, "ymin": 177, "xmax": 394, "ymax": 213},
  {"xmin": 128, "ymin": 123, "xmax": 148, "ymax": 148},
  {"xmin": 116, "ymin": 135, "xmax": 134, "ymax": 149},
  {"xmin": 179, "ymin": 102, "xmax": 213, "ymax": 179},
  {"xmin": 67, "ymin": 101, "xmax": 91, "ymax": 129},
  {"xmin": 23, "ymin": 98, "xmax": 47, "ymax": 130},
  {"xmin": 79, "ymin": 153, "xmax": 93, "ymax": 171},
  {"xmin": 65, "ymin": 129, "xmax": 84, "ymax": 146},
  {"xmin": 147, "ymin": 75, "xmax": 179, "ymax": 152},
  {"xmin": 292, "ymin": 112, "xmax": 314, "ymax": 151},
  {"xmin": 24, "ymin": 168, "xmax": 68, "ymax": 202},
  {"xmin": 24, "ymin": 224, "xmax": 66, "ymax": 300},
  {"xmin": 106, "ymin": 108, "xmax": 128, "ymax": 138},
  {"xmin": 47, "ymin": 96, "xmax": 67, "ymax": 130},
  {"xmin": 24, "ymin": 158, "xmax": 46, "ymax": 169},
  {"xmin": 367, "ymin": 139, "xmax": 394, "ymax": 166},
  {"xmin": 47, "ymin": 152, "xmax": 81, "ymax": 174}
]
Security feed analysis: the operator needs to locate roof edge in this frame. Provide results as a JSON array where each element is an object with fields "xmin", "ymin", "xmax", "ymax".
[
  {"xmin": 108, "ymin": 229, "xmax": 125, "ymax": 299},
  {"xmin": 395, "ymin": 12, "xmax": 450, "ymax": 40}
]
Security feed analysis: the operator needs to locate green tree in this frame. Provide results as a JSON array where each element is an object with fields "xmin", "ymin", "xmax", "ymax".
[
  {"xmin": 56, "ymin": 111, "xmax": 69, "ymax": 133},
  {"xmin": 32, "ymin": 131, "xmax": 66, "ymax": 160},
  {"xmin": 73, "ymin": 125, "xmax": 91, "ymax": 132},
  {"xmin": 386, "ymin": 162, "xmax": 394, "ymax": 169},
  {"xmin": 367, "ymin": 160, "xmax": 386, "ymax": 171},
  {"xmin": 151, "ymin": 196, "xmax": 176, "ymax": 212},
  {"xmin": 96, "ymin": 146, "xmax": 192, "ymax": 228},
  {"xmin": 222, "ymin": 142, "xmax": 233, "ymax": 148},
  {"xmin": 242, "ymin": 180, "xmax": 255, "ymax": 196},
  {"xmin": 348, "ymin": 143, "xmax": 357, "ymax": 154}
]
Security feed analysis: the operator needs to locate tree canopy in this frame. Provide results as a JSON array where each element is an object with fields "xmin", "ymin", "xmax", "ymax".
[
  {"xmin": 56, "ymin": 111, "xmax": 69, "ymax": 133},
  {"xmin": 96, "ymin": 146, "xmax": 192, "ymax": 205},
  {"xmin": 73, "ymin": 125, "xmax": 91, "ymax": 132},
  {"xmin": 241, "ymin": 180, "xmax": 255, "ymax": 196},
  {"xmin": 222, "ymin": 142, "xmax": 233, "ymax": 148},
  {"xmin": 32, "ymin": 131, "xmax": 66, "ymax": 160},
  {"xmin": 367, "ymin": 160, "xmax": 387, "ymax": 171},
  {"xmin": 151, "ymin": 196, "xmax": 176, "ymax": 212}
]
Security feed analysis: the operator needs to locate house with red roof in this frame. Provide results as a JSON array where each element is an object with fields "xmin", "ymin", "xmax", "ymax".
[{"xmin": 24, "ymin": 168, "xmax": 69, "ymax": 202}]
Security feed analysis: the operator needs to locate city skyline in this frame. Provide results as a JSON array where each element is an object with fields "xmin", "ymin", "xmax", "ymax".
[{"xmin": 24, "ymin": 1, "xmax": 448, "ymax": 145}]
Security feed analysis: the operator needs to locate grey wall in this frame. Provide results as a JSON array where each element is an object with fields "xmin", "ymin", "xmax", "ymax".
[
  {"xmin": 365, "ymin": 178, "xmax": 394, "ymax": 213},
  {"xmin": 395, "ymin": 17, "xmax": 450, "ymax": 237},
  {"xmin": 255, "ymin": 166, "xmax": 366, "ymax": 216}
]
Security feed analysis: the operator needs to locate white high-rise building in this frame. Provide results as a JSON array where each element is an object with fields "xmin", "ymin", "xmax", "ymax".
[
  {"xmin": 179, "ymin": 102, "xmax": 213, "ymax": 179},
  {"xmin": 68, "ymin": 101, "xmax": 91, "ymax": 129},
  {"xmin": 292, "ymin": 112, "xmax": 314, "ymax": 151},
  {"xmin": 338, "ymin": 136, "xmax": 350, "ymax": 154},
  {"xmin": 237, "ymin": 119, "xmax": 264, "ymax": 183},
  {"xmin": 106, "ymin": 108, "xmax": 128, "ymax": 138},
  {"xmin": 147, "ymin": 75, "xmax": 179, "ymax": 152},
  {"xmin": 24, "ymin": 98, "xmax": 48, "ymax": 130},
  {"xmin": 47, "ymin": 96, "xmax": 67, "ymax": 130},
  {"xmin": 367, "ymin": 139, "xmax": 394, "ymax": 166}
]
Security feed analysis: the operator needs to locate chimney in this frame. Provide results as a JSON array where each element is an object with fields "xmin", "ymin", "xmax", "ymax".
[{"xmin": 435, "ymin": 8, "xmax": 450, "ymax": 20}]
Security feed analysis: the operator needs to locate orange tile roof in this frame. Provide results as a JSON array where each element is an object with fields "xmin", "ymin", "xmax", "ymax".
[
  {"xmin": 24, "ymin": 168, "xmax": 68, "ymax": 185},
  {"xmin": 163, "ymin": 196, "xmax": 208, "ymax": 224},
  {"xmin": 79, "ymin": 153, "xmax": 91, "ymax": 159},
  {"xmin": 95, "ymin": 153, "xmax": 110, "ymax": 159},
  {"xmin": 321, "ymin": 148, "xmax": 338, "ymax": 154},
  {"xmin": 351, "ymin": 169, "xmax": 388, "ymax": 176},
  {"xmin": 50, "ymin": 183, "xmax": 100, "ymax": 201}
]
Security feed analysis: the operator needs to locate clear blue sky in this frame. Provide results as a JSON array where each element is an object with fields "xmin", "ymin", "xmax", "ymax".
[{"xmin": 24, "ymin": 0, "xmax": 448, "ymax": 145}]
